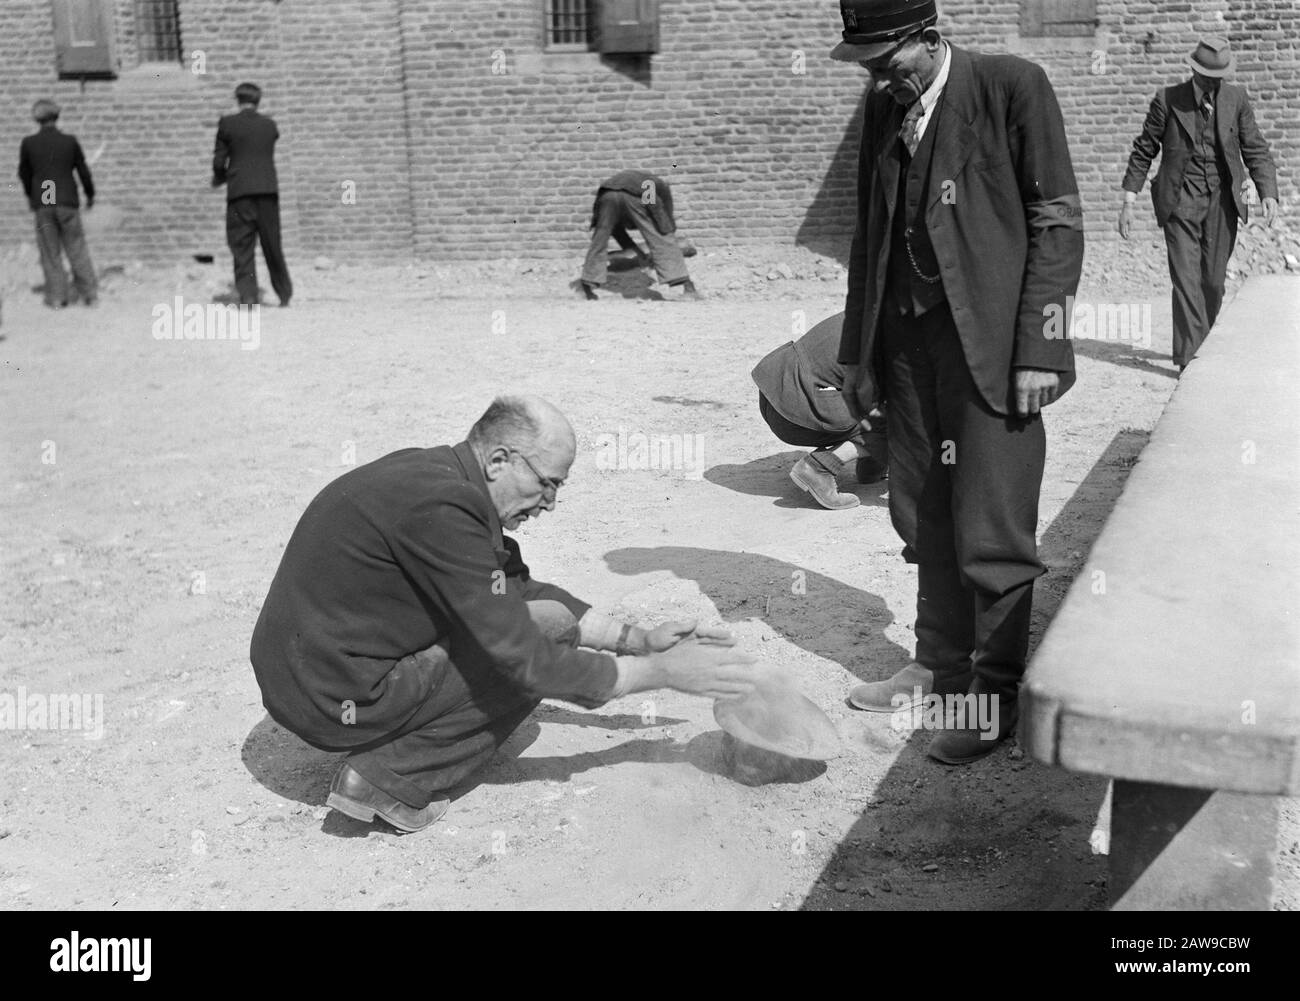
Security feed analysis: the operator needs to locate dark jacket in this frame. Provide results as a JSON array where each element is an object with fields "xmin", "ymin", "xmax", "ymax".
[
  {"xmin": 753, "ymin": 311, "xmax": 858, "ymax": 436},
  {"xmin": 592, "ymin": 169, "xmax": 677, "ymax": 235},
  {"xmin": 250, "ymin": 442, "xmax": 617, "ymax": 746},
  {"xmin": 18, "ymin": 125, "xmax": 94, "ymax": 211},
  {"xmin": 1122, "ymin": 80, "xmax": 1278, "ymax": 228},
  {"xmin": 840, "ymin": 45, "xmax": 1084, "ymax": 417},
  {"xmin": 212, "ymin": 108, "xmax": 281, "ymax": 201}
]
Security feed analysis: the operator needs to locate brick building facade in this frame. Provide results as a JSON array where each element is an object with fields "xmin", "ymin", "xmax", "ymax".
[{"xmin": 1, "ymin": 1, "xmax": 1295, "ymax": 267}]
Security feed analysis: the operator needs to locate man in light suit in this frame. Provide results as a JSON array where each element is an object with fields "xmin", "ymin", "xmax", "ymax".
[
  {"xmin": 213, "ymin": 82, "xmax": 293, "ymax": 306},
  {"xmin": 1119, "ymin": 36, "xmax": 1279, "ymax": 370},
  {"xmin": 830, "ymin": 0, "xmax": 1084, "ymax": 763}
]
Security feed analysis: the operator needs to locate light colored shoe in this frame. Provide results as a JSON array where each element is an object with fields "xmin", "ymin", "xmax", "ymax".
[
  {"xmin": 848, "ymin": 661, "xmax": 973, "ymax": 713},
  {"xmin": 789, "ymin": 452, "xmax": 859, "ymax": 510}
]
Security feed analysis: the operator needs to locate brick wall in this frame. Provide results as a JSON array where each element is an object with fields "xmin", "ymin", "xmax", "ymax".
[{"xmin": 1, "ymin": 1, "xmax": 1295, "ymax": 266}]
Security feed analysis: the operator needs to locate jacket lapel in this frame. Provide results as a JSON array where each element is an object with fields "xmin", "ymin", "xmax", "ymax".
[
  {"xmin": 926, "ymin": 46, "xmax": 979, "ymax": 212},
  {"xmin": 1214, "ymin": 82, "xmax": 1239, "ymax": 149},
  {"xmin": 875, "ymin": 97, "xmax": 905, "ymax": 218},
  {"xmin": 1169, "ymin": 80, "xmax": 1197, "ymax": 143}
]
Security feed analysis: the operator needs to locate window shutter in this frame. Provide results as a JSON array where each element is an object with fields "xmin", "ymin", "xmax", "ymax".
[
  {"xmin": 595, "ymin": 0, "xmax": 660, "ymax": 55},
  {"xmin": 52, "ymin": 0, "xmax": 118, "ymax": 77},
  {"xmin": 1021, "ymin": 0, "xmax": 1097, "ymax": 38}
]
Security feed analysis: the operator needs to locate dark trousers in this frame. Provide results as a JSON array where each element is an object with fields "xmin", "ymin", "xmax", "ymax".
[
  {"xmin": 342, "ymin": 601, "xmax": 579, "ymax": 809},
  {"xmin": 226, "ymin": 194, "xmax": 292, "ymax": 305},
  {"xmin": 581, "ymin": 190, "xmax": 688, "ymax": 287},
  {"xmin": 881, "ymin": 301, "xmax": 1045, "ymax": 694},
  {"xmin": 34, "ymin": 205, "xmax": 97, "ymax": 306},
  {"xmin": 1164, "ymin": 184, "xmax": 1238, "ymax": 368}
]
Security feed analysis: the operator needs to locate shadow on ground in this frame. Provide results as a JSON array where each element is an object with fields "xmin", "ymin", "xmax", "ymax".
[
  {"xmin": 603, "ymin": 544, "xmax": 910, "ymax": 682},
  {"xmin": 798, "ymin": 428, "xmax": 1150, "ymax": 910},
  {"xmin": 705, "ymin": 450, "xmax": 889, "ymax": 508}
]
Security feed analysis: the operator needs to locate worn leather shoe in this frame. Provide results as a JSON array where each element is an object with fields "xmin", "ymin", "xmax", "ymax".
[
  {"xmin": 325, "ymin": 762, "xmax": 449, "ymax": 833},
  {"xmin": 855, "ymin": 456, "xmax": 888, "ymax": 484},
  {"xmin": 926, "ymin": 688, "xmax": 1019, "ymax": 765},
  {"xmin": 790, "ymin": 451, "xmax": 859, "ymax": 510},
  {"xmin": 848, "ymin": 661, "xmax": 973, "ymax": 713}
]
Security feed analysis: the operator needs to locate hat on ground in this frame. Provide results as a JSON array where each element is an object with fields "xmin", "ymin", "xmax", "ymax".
[
  {"xmin": 830, "ymin": 0, "xmax": 939, "ymax": 63},
  {"xmin": 1189, "ymin": 35, "xmax": 1234, "ymax": 77},
  {"xmin": 713, "ymin": 672, "xmax": 842, "ymax": 761},
  {"xmin": 32, "ymin": 99, "xmax": 61, "ymax": 123}
]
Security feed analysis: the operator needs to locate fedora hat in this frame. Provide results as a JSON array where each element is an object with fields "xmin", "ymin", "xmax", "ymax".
[
  {"xmin": 1189, "ymin": 35, "xmax": 1234, "ymax": 77},
  {"xmin": 830, "ymin": 0, "xmax": 939, "ymax": 62}
]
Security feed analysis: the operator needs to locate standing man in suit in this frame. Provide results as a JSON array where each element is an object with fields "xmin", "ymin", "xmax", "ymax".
[
  {"xmin": 18, "ymin": 99, "xmax": 97, "ymax": 309},
  {"xmin": 213, "ymin": 82, "xmax": 293, "ymax": 307},
  {"xmin": 1119, "ymin": 36, "xmax": 1279, "ymax": 370},
  {"xmin": 830, "ymin": 0, "xmax": 1084, "ymax": 763}
]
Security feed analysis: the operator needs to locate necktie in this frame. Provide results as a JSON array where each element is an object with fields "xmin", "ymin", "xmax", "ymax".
[{"xmin": 900, "ymin": 101, "xmax": 924, "ymax": 157}]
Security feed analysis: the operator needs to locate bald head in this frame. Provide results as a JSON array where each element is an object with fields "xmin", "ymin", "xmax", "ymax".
[
  {"xmin": 468, "ymin": 394, "xmax": 574, "ymax": 456},
  {"xmin": 469, "ymin": 395, "xmax": 575, "ymax": 528}
]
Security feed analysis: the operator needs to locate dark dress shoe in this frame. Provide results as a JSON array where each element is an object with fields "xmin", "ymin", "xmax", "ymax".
[
  {"xmin": 578, "ymin": 281, "xmax": 599, "ymax": 301},
  {"xmin": 926, "ymin": 692, "xmax": 1019, "ymax": 765},
  {"xmin": 325, "ymin": 762, "xmax": 449, "ymax": 833},
  {"xmin": 855, "ymin": 457, "xmax": 888, "ymax": 484}
]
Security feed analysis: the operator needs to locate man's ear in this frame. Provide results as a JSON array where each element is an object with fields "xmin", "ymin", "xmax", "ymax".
[
  {"xmin": 922, "ymin": 27, "xmax": 942, "ymax": 50},
  {"xmin": 482, "ymin": 445, "xmax": 511, "ymax": 482}
]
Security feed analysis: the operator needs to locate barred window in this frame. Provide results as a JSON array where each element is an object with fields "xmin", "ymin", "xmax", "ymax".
[
  {"xmin": 135, "ymin": 0, "xmax": 183, "ymax": 63},
  {"xmin": 545, "ymin": 0, "xmax": 593, "ymax": 50}
]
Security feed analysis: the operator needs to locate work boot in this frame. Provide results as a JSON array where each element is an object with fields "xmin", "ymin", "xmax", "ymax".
[
  {"xmin": 325, "ymin": 762, "xmax": 449, "ymax": 833},
  {"xmin": 926, "ymin": 680, "xmax": 1019, "ymax": 765},
  {"xmin": 790, "ymin": 450, "xmax": 859, "ymax": 510},
  {"xmin": 848, "ymin": 661, "xmax": 973, "ymax": 713},
  {"xmin": 577, "ymin": 280, "xmax": 599, "ymax": 301}
]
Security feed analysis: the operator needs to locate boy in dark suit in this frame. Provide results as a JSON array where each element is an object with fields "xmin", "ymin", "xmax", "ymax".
[
  {"xmin": 1119, "ymin": 36, "xmax": 1279, "ymax": 369},
  {"xmin": 18, "ymin": 99, "xmax": 98, "ymax": 308},
  {"xmin": 213, "ymin": 82, "xmax": 293, "ymax": 306}
]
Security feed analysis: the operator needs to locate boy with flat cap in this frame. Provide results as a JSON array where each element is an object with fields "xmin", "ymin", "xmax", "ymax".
[
  {"xmin": 1119, "ymin": 36, "xmax": 1279, "ymax": 370},
  {"xmin": 830, "ymin": 0, "xmax": 1084, "ymax": 763}
]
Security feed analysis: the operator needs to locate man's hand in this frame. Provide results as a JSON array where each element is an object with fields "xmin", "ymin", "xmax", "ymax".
[
  {"xmin": 841, "ymin": 363, "xmax": 867, "ymax": 422},
  {"xmin": 1262, "ymin": 196, "xmax": 1280, "ymax": 228},
  {"xmin": 1118, "ymin": 202, "xmax": 1135, "ymax": 240},
  {"xmin": 655, "ymin": 641, "xmax": 757, "ymax": 700},
  {"xmin": 642, "ymin": 619, "xmax": 735, "ymax": 653},
  {"xmin": 1014, "ymin": 368, "xmax": 1061, "ymax": 417}
]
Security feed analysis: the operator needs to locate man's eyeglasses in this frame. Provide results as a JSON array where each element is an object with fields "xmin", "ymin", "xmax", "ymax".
[{"xmin": 509, "ymin": 449, "xmax": 564, "ymax": 497}]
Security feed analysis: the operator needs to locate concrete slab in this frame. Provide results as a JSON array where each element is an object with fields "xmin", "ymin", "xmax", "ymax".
[{"xmin": 1022, "ymin": 276, "xmax": 1300, "ymax": 795}]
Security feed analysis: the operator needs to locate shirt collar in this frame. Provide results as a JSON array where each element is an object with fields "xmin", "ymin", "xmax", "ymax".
[
  {"xmin": 451, "ymin": 441, "xmax": 504, "ymax": 546},
  {"xmin": 1194, "ymin": 80, "xmax": 1216, "ymax": 107},
  {"xmin": 916, "ymin": 41, "xmax": 952, "ymax": 115}
]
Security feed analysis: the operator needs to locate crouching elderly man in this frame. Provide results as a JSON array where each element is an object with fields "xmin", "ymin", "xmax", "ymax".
[{"xmin": 251, "ymin": 396, "xmax": 755, "ymax": 833}]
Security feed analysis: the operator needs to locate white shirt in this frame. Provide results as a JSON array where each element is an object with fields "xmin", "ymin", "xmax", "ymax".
[{"xmin": 909, "ymin": 42, "xmax": 953, "ymax": 143}]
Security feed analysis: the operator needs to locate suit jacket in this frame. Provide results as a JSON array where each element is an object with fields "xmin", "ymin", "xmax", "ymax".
[
  {"xmin": 592, "ymin": 169, "xmax": 677, "ymax": 235},
  {"xmin": 840, "ymin": 45, "xmax": 1083, "ymax": 417},
  {"xmin": 250, "ymin": 442, "xmax": 617, "ymax": 745},
  {"xmin": 18, "ymin": 125, "xmax": 94, "ymax": 211},
  {"xmin": 752, "ymin": 311, "xmax": 858, "ymax": 436},
  {"xmin": 1122, "ymin": 80, "xmax": 1278, "ymax": 228},
  {"xmin": 212, "ymin": 108, "xmax": 281, "ymax": 201}
]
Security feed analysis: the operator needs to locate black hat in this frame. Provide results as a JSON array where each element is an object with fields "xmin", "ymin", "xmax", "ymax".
[{"xmin": 830, "ymin": 0, "xmax": 939, "ymax": 62}]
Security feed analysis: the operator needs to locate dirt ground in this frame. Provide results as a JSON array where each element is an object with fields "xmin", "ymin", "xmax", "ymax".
[{"xmin": 2, "ymin": 232, "xmax": 1297, "ymax": 911}]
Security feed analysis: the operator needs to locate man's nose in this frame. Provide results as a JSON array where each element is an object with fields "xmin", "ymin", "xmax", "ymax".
[{"xmin": 541, "ymin": 494, "xmax": 558, "ymax": 512}]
